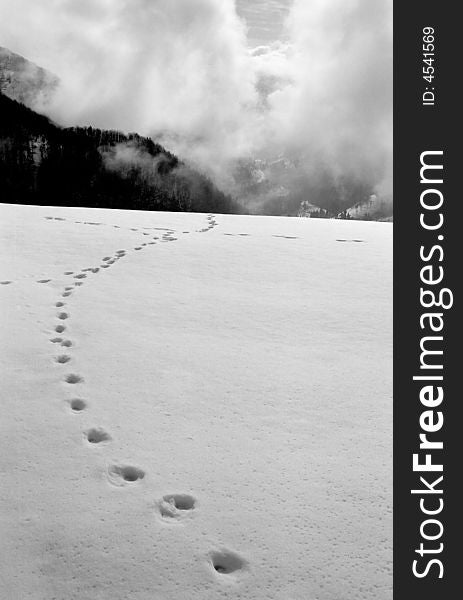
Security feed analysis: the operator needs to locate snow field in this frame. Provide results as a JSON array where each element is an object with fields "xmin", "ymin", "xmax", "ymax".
[{"xmin": 0, "ymin": 204, "xmax": 392, "ymax": 599}]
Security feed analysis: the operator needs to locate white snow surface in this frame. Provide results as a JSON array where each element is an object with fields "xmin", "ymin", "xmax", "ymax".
[{"xmin": 0, "ymin": 203, "xmax": 392, "ymax": 600}]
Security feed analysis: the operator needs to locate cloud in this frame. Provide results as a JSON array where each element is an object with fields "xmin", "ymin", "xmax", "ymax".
[
  {"xmin": 272, "ymin": 0, "xmax": 393, "ymax": 199},
  {"xmin": 0, "ymin": 0, "xmax": 392, "ymax": 210}
]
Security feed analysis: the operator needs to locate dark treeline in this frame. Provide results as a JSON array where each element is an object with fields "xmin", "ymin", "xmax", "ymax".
[{"xmin": 0, "ymin": 93, "xmax": 244, "ymax": 214}]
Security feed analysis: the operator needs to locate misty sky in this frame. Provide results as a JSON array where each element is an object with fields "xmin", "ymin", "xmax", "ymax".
[
  {"xmin": 0, "ymin": 0, "xmax": 392, "ymax": 204},
  {"xmin": 236, "ymin": 0, "xmax": 291, "ymax": 45}
]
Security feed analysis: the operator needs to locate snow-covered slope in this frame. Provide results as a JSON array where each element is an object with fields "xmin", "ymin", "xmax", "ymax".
[
  {"xmin": 0, "ymin": 47, "xmax": 58, "ymax": 107},
  {"xmin": 0, "ymin": 204, "xmax": 392, "ymax": 600}
]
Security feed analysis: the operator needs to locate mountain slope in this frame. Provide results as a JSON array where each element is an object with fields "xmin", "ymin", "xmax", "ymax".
[
  {"xmin": 0, "ymin": 46, "xmax": 58, "ymax": 106},
  {"xmin": 0, "ymin": 93, "xmax": 244, "ymax": 213}
]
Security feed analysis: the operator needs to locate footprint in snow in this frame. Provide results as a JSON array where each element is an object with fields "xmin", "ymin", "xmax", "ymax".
[
  {"xmin": 55, "ymin": 324, "xmax": 66, "ymax": 333},
  {"xmin": 1, "ymin": 280, "xmax": 13, "ymax": 285},
  {"xmin": 74, "ymin": 273, "xmax": 86, "ymax": 280},
  {"xmin": 107, "ymin": 464, "xmax": 145, "ymax": 486},
  {"xmin": 65, "ymin": 374, "xmax": 83, "ymax": 384},
  {"xmin": 85, "ymin": 427, "xmax": 112, "ymax": 445},
  {"xmin": 55, "ymin": 355, "xmax": 71, "ymax": 364},
  {"xmin": 158, "ymin": 493, "xmax": 197, "ymax": 521},
  {"xmin": 69, "ymin": 399, "xmax": 86, "ymax": 412},
  {"xmin": 209, "ymin": 549, "xmax": 249, "ymax": 576},
  {"xmin": 37, "ymin": 279, "xmax": 51, "ymax": 283}
]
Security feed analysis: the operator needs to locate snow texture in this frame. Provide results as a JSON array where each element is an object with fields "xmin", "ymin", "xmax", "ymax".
[{"xmin": 0, "ymin": 203, "xmax": 392, "ymax": 599}]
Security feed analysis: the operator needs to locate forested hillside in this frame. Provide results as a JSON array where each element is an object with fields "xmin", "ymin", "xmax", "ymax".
[{"xmin": 0, "ymin": 93, "xmax": 244, "ymax": 213}]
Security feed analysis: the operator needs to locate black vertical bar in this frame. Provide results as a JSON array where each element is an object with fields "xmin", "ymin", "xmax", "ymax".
[{"xmin": 395, "ymin": 2, "xmax": 459, "ymax": 598}]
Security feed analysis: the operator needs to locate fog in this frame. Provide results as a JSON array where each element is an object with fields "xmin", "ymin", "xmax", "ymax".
[{"xmin": 0, "ymin": 0, "xmax": 392, "ymax": 212}]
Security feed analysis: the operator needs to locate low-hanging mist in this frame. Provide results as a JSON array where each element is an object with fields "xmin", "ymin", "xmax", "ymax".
[{"xmin": 0, "ymin": 0, "xmax": 392, "ymax": 215}]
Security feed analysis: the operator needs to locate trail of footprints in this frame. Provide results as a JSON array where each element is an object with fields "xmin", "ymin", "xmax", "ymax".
[{"xmin": 43, "ymin": 213, "xmax": 247, "ymax": 581}]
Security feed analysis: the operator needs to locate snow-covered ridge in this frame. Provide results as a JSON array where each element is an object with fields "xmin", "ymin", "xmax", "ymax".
[
  {"xmin": 0, "ymin": 46, "xmax": 58, "ymax": 106},
  {"xmin": 1, "ymin": 204, "xmax": 392, "ymax": 599}
]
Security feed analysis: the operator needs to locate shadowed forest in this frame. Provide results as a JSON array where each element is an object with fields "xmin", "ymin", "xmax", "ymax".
[{"xmin": 0, "ymin": 93, "xmax": 245, "ymax": 214}]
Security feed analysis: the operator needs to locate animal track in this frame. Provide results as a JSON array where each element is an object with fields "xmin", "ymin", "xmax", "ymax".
[
  {"xmin": 1, "ymin": 281, "xmax": 12, "ymax": 285},
  {"xmin": 55, "ymin": 325, "xmax": 66, "ymax": 333},
  {"xmin": 107, "ymin": 464, "xmax": 145, "ymax": 486},
  {"xmin": 55, "ymin": 355, "xmax": 71, "ymax": 364},
  {"xmin": 65, "ymin": 374, "xmax": 83, "ymax": 384},
  {"xmin": 55, "ymin": 302, "xmax": 65, "ymax": 307},
  {"xmin": 74, "ymin": 274, "xmax": 87, "ymax": 279},
  {"xmin": 74, "ymin": 282, "xmax": 83, "ymax": 286},
  {"xmin": 37, "ymin": 279, "xmax": 51, "ymax": 283},
  {"xmin": 61, "ymin": 340, "xmax": 72, "ymax": 347},
  {"xmin": 62, "ymin": 292, "xmax": 72, "ymax": 297},
  {"xmin": 65, "ymin": 286, "xmax": 73, "ymax": 291},
  {"xmin": 209, "ymin": 550, "xmax": 248, "ymax": 576},
  {"xmin": 50, "ymin": 337, "xmax": 63, "ymax": 343},
  {"xmin": 85, "ymin": 428, "xmax": 112, "ymax": 444},
  {"xmin": 69, "ymin": 399, "xmax": 86, "ymax": 412},
  {"xmin": 57, "ymin": 312, "xmax": 69, "ymax": 320},
  {"xmin": 158, "ymin": 493, "xmax": 197, "ymax": 520},
  {"xmin": 64, "ymin": 271, "xmax": 74, "ymax": 275}
]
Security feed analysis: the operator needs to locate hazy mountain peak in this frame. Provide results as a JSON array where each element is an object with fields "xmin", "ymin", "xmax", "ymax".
[{"xmin": 0, "ymin": 46, "xmax": 58, "ymax": 107}]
